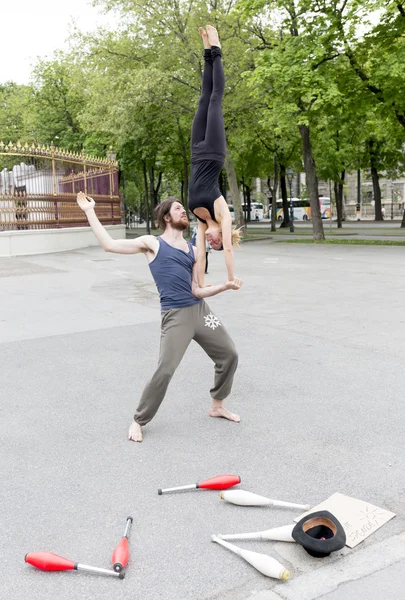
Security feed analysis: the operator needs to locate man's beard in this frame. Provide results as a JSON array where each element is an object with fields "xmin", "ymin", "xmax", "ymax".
[{"xmin": 170, "ymin": 217, "xmax": 189, "ymax": 231}]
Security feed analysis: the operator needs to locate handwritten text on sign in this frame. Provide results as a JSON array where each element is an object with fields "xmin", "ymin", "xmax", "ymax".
[{"xmin": 295, "ymin": 493, "xmax": 396, "ymax": 548}]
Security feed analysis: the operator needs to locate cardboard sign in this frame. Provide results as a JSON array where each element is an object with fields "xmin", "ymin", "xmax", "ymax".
[{"xmin": 295, "ymin": 493, "xmax": 396, "ymax": 548}]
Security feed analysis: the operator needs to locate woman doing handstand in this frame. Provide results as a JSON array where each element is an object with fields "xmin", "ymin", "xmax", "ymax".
[{"xmin": 188, "ymin": 25, "xmax": 241, "ymax": 286}]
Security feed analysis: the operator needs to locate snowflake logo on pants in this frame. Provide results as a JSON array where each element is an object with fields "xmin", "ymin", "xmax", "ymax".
[{"xmin": 204, "ymin": 313, "xmax": 222, "ymax": 330}]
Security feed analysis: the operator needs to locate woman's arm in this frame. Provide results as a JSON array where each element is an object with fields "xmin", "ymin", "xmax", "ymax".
[
  {"xmin": 77, "ymin": 192, "xmax": 158, "ymax": 255},
  {"xmin": 219, "ymin": 211, "xmax": 235, "ymax": 281},
  {"xmin": 196, "ymin": 220, "xmax": 208, "ymax": 286},
  {"xmin": 191, "ymin": 261, "xmax": 242, "ymax": 299}
]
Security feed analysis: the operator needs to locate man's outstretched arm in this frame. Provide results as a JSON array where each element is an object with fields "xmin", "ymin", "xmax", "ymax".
[{"xmin": 77, "ymin": 192, "xmax": 157, "ymax": 255}]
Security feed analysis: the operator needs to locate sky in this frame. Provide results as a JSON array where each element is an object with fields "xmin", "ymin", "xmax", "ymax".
[
  {"xmin": 2, "ymin": 1, "xmax": 381, "ymax": 86},
  {"xmin": 2, "ymin": 0, "xmax": 119, "ymax": 85}
]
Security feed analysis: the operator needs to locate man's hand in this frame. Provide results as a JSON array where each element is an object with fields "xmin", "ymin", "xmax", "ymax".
[
  {"xmin": 225, "ymin": 278, "xmax": 243, "ymax": 290},
  {"xmin": 77, "ymin": 191, "xmax": 95, "ymax": 212}
]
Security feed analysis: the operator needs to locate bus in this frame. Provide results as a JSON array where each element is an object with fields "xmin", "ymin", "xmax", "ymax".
[
  {"xmin": 319, "ymin": 197, "xmax": 331, "ymax": 219},
  {"xmin": 270, "ymin": 197, "xmax": 331, "ymax": 220},
  {"xmin": 270, "ymin": 198, "xmax": 311, "ymax": 221}
]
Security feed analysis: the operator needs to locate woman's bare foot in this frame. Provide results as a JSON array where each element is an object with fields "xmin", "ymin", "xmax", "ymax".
[
  {"xmin": 206, "ymin": 25, "xmax": 221, "ymax": 48},
  {"xmin": 198, "ymin": 27, "xmax": 211, "ymax": 49},
  {"xmin": 209, "ymin": 399, "xmax": 240, "ymax": 422},
  {"xmin": 128, "ymin": 421, "xmax": 143, "ymax": 442}
]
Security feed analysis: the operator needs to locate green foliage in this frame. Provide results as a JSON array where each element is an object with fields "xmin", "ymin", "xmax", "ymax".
[
  {"xmin": 29, "ymin": 55, "xmax": 86, "ymax": 151},
  {"xmin": 0, "ymin": 83, "xmax": 34, "ymax": 143},
  {"xmin": 1, "ymin": 0, "xmax": 405, "ymax": 212},
  {"xmin": 122, "ymin": 179, "xmax": 142, "ymax": 211}
]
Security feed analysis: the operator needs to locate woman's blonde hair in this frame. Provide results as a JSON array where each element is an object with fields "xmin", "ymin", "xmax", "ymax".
[{"xmin": 231, "ymin": 227, "xmax": 243, "ymax": 248}]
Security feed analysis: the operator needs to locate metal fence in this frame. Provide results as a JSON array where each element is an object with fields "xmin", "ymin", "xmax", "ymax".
[{"xmin": 0, "ymin": 141, "xmax": 122, "ymax": 230}]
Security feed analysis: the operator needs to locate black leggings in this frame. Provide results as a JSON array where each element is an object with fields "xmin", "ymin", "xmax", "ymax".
[{"xmin": 191, "ymin": 47, "xmax": 226, "ymax": 161}]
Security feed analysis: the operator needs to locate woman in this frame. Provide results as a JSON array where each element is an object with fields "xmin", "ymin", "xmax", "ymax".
[{"xmin": 188, "ymin": 25, "xmax": 241, "ymax": 286}]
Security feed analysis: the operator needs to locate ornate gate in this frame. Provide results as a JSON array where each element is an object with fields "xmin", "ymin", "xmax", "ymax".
[{"xmin": 0, "ymin": 141, "xmax": 122, "ymax": 230}]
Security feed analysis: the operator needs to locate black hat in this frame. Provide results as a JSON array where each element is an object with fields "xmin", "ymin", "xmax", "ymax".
[{"xmin": 292, "ymin": 510, "xmax": 346, "ymax": 558}]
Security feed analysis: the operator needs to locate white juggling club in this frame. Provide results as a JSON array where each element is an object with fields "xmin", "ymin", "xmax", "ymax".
[
  {"xmin": 220, "ymin": 490, "xmax": 310, "ymax": 511},
  {"xmin": 211, "ymin": 535, "xmax": 290, "ymax": 580},
  {"xmin": 218, "ymin": 523, "xmax": 295, "ymax": 542}
]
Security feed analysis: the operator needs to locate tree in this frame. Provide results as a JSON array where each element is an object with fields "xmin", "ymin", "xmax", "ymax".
[
  {"xmin": 30, "ymin": 55, "xmax": 87, "ymax": 151},
  {"xmin": 239, "ymin": 0, "xmax": 331, "ymax": 239},
  {"xmin": 0, "ymin": 83, "xmax": 34, "ymax": 143},
  {"xmin": 88, "ymin": 0, "xmax": 259, "ymax": 228}
]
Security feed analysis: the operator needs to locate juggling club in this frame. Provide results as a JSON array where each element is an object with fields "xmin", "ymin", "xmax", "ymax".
[
  {"xmin": 218, "ymin": 523, "xmax": 295, "ymax": 542},
  {"xmin": 211, "ymin": 536, "xmax": 290, "ymax": 580},
  {"xmin": 112, "ymin": 517, "xmax": 133, "ymax": 572},
  {"xmin": 220, "ymin": 489, "xmax": 310, "ymax": 510},
  {"xmin": 158, "ymin": 474, "xmax": 241, "ymax": 494},
  {"xmin": 25, "ymin": 552, "xmax": 125, "ymax": 579}
]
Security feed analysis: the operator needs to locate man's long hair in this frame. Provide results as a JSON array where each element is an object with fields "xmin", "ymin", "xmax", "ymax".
[{"xmin": 154, "ymin": 197, "xmax": 182, "ymax": 231}]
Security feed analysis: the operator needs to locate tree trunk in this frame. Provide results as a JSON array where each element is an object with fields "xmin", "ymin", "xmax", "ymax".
[
  {"xmin": 299, "ymin": 124, "xmax": 324, "ymax": 240},
  {"xmin": 371, "ymin": 166, "xmax": 382, "ymax": 221},
  {"xmin": 267, "ymin": 175, "xmax": 275, "ymax": 232},
  {"xmin": 335, "ymin": 183, "xmax": 343, "ymax": 228},
  {"xmin": 180, "ymin": 178, "xmax": 184, "ymax": 205},
  {"xmin": 401, "ymin": 209, "xmax": 405, "ymax": 228},
  {"xmin": 181, "ymin": 139, "xmax": 189, "ymax": 197},
  {"xmin": 241, "ymin": 176, "xmax": 247, "ymax": 224},
  {"xmin": 369, "ymin": 140, "xmax": 382, "ymax": 221},
  {"xmin": 224, "ymin": 153, "xmax": 243, "ymax": 229},
  {"xmin": 121, "ymin": 172, "xmax": 127, "ymax": 226},
  {"xmin": 268, "ymin": 155, "xmax": 279, "ymax": 232},
  {"xmin": 143, "ymin": 162, "xmax": 150, "ymax": 234},
  {"xmin": 279, "ymin": 163, "xmax": 290, "ymax": 228},
  {"xmin": 245, "ymin": 182, "xmax": 251, "ymax": 223},
  {"xmin": 296, "ymin": 171, "xmax": 301, "ymax": 198},
  {"xmin": 340, "ymin": 170, "xmax": 346, "ymax": 222},
  {"xmin": 334, "ymin": 170, "xmax": 345, "ymax": 228},
  {"xmin": 333, "ymin": 182, "xmax": 339, "ymax": 228},
  {"xmin": 155, "ymin": 171, "xmax": 162, "ymax": 203},
  {"xmin": 148, "ymin": 166, "xmax": 156, "ymax": 229},
  {"xmin": 272, "ymin": 154, "xmax": 279, "ymax": 232},
  {"xmin": 177, "ymin": 119, "xmax": 189, "ymax": 211}
]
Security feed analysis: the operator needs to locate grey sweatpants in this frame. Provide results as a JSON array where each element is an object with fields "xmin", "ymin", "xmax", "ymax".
[{"xmin": 134, "ymin": 301, "xmax": 238, "ymax": 426}]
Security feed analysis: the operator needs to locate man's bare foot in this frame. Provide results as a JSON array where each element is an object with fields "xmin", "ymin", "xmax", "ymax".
[
  {"xmin": 128, "ymin": 421, "xmax": 143, "ymax": 442},
  {"xmin": 209, "ymin": 400, "xmax": 240, "ymax": 422},
  {"xmin": 206, "ymin": 25, "xmax": 221, "ymax": 48},
  {"xmin": 198, "ymin": 27, "xmax": 211, "ymax": 49}
]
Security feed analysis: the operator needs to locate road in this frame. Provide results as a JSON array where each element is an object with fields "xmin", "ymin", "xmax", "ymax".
[{"xmin": 1, "ymin": 240, "xmax": 404, "ymax": 599}]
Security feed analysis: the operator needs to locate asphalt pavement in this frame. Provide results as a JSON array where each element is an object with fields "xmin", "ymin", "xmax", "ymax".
[{"xmin": 1, "ymin": 240, "xmax": 404, "ymax": 600}]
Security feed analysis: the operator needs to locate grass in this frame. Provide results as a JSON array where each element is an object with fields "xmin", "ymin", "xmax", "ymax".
[
  {"xmin": 244, "ymin": 227, "xmax": 405, "ymax": 236},
  {"xmin": 126, "ymin": 226, "xmax": 405, "ymax": 245},
  {"xmin": 275, "ymin": 238, "xmax": 405, "ymax": 246}
]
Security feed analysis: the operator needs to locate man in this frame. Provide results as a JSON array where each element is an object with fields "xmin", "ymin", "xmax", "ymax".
[{"xmin": 77, "ymin": 192, "xmax": 242, "ymax": 443}]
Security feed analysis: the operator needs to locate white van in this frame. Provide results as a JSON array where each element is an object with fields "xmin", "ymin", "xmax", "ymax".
[{"xmin": 242, "ymin": 202, "xmax": 264, "ymax": 221}]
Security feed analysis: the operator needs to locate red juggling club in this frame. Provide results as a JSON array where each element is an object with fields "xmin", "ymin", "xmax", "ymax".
[
  {"xmin": 25, "ymin": 552, "xmax": 124, "ymax": 579},
  {"xmin": 112, "ymin": 517, "xmax": 133, "ymax": 572},
  {"xmin": 158, "ymin": 474, "xmax": 241, "ymax": 495}
]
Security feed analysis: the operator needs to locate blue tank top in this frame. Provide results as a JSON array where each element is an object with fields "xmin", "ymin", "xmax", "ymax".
[{"xmin": 149, "ymin": 237, "xmax": 202, "ymax": 310}]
